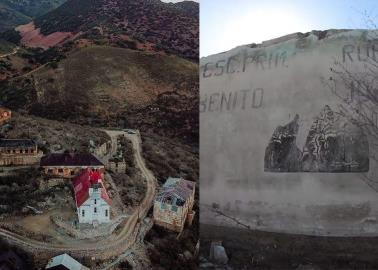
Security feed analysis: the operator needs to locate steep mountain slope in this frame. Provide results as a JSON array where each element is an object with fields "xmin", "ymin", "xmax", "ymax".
[
  {"xmin": 0, "ymin": 45, "xmax": 198, "ymax": 142},
  {"xmin": 168, "ymin": 1, "xmax": 199, "ymax": 18},
  {"xmin": 0, "ymin": 3, "xmax": 30, "ymax": 33},
  {"xmin": 16, "ymin": 0, "xmax": 198, "ymax": 59},
  {"xmin": 0, "ymin": 0, "xmax": 66, "ymax": 32}
]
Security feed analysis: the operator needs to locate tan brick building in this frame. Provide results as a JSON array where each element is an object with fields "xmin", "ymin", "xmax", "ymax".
[
  {"xmin": 153, "ymin": 177, "xmax": 195, "ymax": 232},
  {"xmin": 0, "ymin": 107, "xmax": 11, "ymax": 125},
  {"xmin": 0, "ymin": 139, "xmax": 43, "ymax": 166},
  {"xmin": 40, "ymin": 152, "xmax": 105, "ymax": 178},
  {"xmin": 107, "ymin": 159, "xmax": 126, "ymax": 173}
]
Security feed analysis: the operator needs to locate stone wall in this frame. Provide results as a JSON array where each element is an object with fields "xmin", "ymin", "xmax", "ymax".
[
  {"xmin": 0, "ymin": 208, "xmax": 141, "ymax": 261},
  {"xmin": 200, "ymin": 29, "xmax": 378, "ymax": 236},
  {"xmin": 0, "ymin": 151, "xmax": 43, "ymax": 166},
  {"xmin": 42, "ymin": 166, "xmax": 105, "ymax": 178},
  {"xmin": 107, "ymin": 160, "xmax": 126, "ymax": 173},
  {"xmin": 50, "ymin": 215, "xmax": 127, "ymax": 239},
  {"xmin": 93, "ymin": 141, "xmax": 111, "ymax": 159}
]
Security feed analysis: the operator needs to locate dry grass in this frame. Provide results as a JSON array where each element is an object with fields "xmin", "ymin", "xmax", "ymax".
[
  {"xmin": 1, "ymin": 112, "xmax": 110, "ymax": 152},
  {"xmin": 141, "ymin": 132, "xmax": 198, "ymax": 185}
]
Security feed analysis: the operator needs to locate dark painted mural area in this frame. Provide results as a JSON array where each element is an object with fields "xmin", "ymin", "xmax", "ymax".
[{"xmin": 265, "ymin": 105, "xmax": 369, "ymax": 172}]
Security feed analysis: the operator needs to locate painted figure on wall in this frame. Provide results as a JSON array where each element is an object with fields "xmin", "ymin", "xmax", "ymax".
[{"xmin": 265, "ymin": 105, "xmax": 369, "ymax": 172}]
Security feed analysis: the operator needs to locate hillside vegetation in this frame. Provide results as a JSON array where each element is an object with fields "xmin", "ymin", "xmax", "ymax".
[
  {"xmin": 31, "ymin": 0, "xmax": 198, "ymax": 59},
  {"xmin": 0, "ymin": 45, "xmax": 199, "ymax": 143},
  {"xmin": 1, "ymin": 112, "xmax": 110, "ymax": 153},
  {"xmin": 0, "ymin": 0, "xmax": 66, "ymax": 32}
]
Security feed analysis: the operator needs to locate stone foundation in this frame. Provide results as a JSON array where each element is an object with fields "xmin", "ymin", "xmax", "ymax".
[
  {"xmin": 42, "ymin": 166, "xmax": 105, "ymax": 178},
  {"xmin": 107, "ymin": 161, "xmax": 126, "ymax": 173},
  {"xmin": 0, "ymin": 152, "xmax": 43, "ymax": 166},
  {"xmin": 154, "ymin": 219, "xmax": 184, "ymax": 232}
]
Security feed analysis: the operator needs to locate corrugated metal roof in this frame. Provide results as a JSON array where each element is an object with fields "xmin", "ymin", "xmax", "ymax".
[{"xmin": 155, "ymin": 177, "xmax": 195, "ymax": 206}]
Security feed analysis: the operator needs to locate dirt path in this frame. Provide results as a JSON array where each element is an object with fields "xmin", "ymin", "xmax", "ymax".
[
  {"xmin": 21, "ymin": 62, "xmax": 48, "ymax": 77},
  {"xmin": 0, "ymin": 130, "xmax": 157, "ymax": 257},
  {"xmin": 0, "ymin": 46, "xmax": 19, "ymax": 58}
]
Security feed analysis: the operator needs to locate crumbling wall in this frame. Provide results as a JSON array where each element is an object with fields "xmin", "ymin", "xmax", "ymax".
[{"xmin": 200, "ymin": 29, "xmax": 378, "ymax": 236}]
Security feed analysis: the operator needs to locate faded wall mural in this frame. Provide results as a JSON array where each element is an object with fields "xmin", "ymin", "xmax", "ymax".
[
  {"xmin": 200, "ymin": 29, "xmax": 378, "ymax": 236},
  {"xmin": 264, "ymin": 105, "xmax": 369, "ymax": 172}
]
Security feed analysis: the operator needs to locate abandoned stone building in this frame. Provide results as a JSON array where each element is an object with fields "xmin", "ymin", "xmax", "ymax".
[
  {"xmin": 73, "ymin": 169, "xmax": 111, "ymax": 225},
  {"xmin": 0, "ymin": 139, "xmax": 43, "ymax": 166},
  {"xmin": 154, "ymin": 177, "xmax": 196, "ymax": 232},
  {"xmin": 40, "ymin": 152, "xmax": 105, "ymax": 178},
  {"xmin": 0, "ymin": 107, "xmax": 11, "ymax": 125},
  {"xmin": 107, "ymin": 158, "xmax": 127, "ymax": 173}
]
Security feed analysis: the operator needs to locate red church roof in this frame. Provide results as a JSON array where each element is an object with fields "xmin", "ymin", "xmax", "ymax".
[{"xmin": 73, "ymin": 169, "xmax": 112, "ymax": 207}]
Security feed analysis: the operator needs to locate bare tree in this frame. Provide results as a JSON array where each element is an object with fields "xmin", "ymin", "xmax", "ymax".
[{"xmin": 323, "ymin": 23, "xmax": 378, "ymax": 192}]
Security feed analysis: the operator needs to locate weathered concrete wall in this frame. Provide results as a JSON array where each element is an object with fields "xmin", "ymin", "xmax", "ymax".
[{"xmin": 200, "ymin": 29, "xmax": 378, "ymax": 236}]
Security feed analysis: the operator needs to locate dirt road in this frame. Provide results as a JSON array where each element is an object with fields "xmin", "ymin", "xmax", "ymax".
[
  {"xmin": 0, "ymin": 130, "xmax": 157, "ymax": 257},
  {"xmin": 0, "ymin": 46, "xmax": 19, "ymax": 58}
]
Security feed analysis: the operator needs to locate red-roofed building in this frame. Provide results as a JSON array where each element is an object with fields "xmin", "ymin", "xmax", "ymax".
[{"xmin": 73, "ymin": 169, "xmax": 111, "ymax": 225}]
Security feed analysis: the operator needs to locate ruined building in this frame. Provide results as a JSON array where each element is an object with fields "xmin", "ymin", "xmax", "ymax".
[
  {"xmin": 0, "ymin": 107, "xmax": 11, "ymax": 125},
  {"xmin": 154, "ymin": 177, "xmax": 196, "ymax": 232},
  {"xmin": 107, "ymin": 158, "xmax": 127, "ymax": 173},
  {"xmin": 40, "ymin": 152, "xmax": 105, "ymax": 178},
  {"xmin": 73, "ymin": 169, "xmax": 111, "ymax": 225},
  {"xmin": 0, "ymin": 139, "xmax": 43, "ymax": 166}
]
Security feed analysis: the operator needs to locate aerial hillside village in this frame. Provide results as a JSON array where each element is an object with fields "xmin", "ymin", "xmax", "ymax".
[
  {"xmin": 0, "ymin": 106, "xmax": 196, "ymax": 269},
  {"xmin": 0, "ymin": 0, "xmax": 199, "ymax": 268}
]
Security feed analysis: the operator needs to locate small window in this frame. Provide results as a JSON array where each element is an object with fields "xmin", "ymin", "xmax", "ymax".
[
  {"xmin": 70, "ymin": 170, "xmax": 75, "ymax": 175},
  {"xmin": 105, "ymin": 209, "xmax": 108, "ymax": 217},
  {"xmin": 94, "ymin": 199, "xmax": 97, "ymax": 204},
  {"xmin": 47, "ymin": 169, "xmax": 53, "ymax": 173},
  {"xmin": 58, "ymin": 169, "xmax": 63, "ymax": 173},
  {"xmin": 94, "ymin": 207, "xmax": 97, "ymax": 213},
  {"xmin": 82, "ymin": 210, "xmax": 85, "ymax": 217}
]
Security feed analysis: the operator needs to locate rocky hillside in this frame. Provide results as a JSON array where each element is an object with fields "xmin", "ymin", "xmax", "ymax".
[
  {"xmin": 14, "ymin": 0, "xmax": 199, "ymax": 59},
  {"xmin": 0, "ymin": 0, "xmax": 66, "ymax": 32},
  {"xmin": 0, "ymin": 112, "xmax": 110, "ymax": 153},
  {"xmin": 0, "ymin": 45, "xmax": 199, "ymax": 143}
]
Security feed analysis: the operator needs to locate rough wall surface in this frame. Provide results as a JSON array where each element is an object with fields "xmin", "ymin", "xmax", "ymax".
[{"xmin": 200, "ymin": 29, "xmax": 378, "ymax": 236}]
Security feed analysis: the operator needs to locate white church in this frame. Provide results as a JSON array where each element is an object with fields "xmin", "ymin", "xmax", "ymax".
[{"xmin": 73, "ymin": 169, "xmax": 112, "ymax": 225}]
